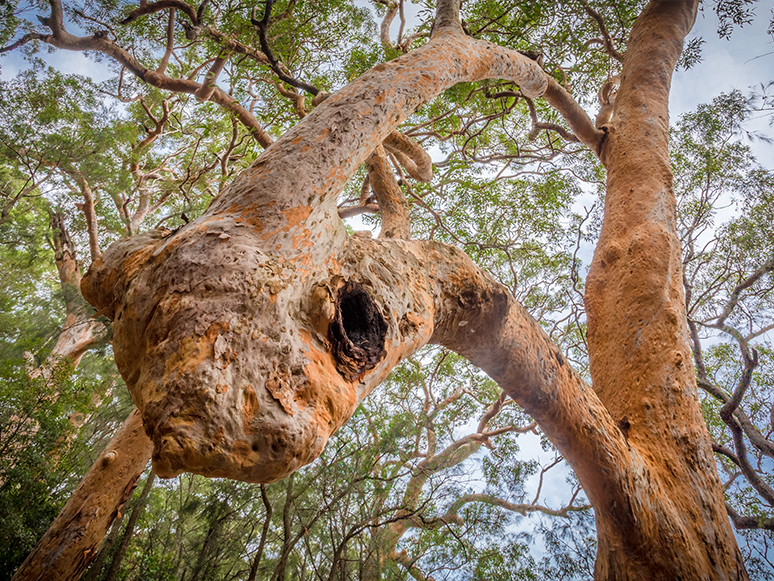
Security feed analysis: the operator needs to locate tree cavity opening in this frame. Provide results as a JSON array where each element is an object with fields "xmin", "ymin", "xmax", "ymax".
[{"xmin": 329, "ymin": 280, "xmax": 387, "ymax": 381}]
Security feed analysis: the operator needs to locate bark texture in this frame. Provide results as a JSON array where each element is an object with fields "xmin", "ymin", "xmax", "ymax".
[
  {"xmin": 80, "ymin": 22, "xmax": 567, "ymax": 484},
  {"xmin": 75, "ymin": 1, "xmax": 746, "ymax": 578}
]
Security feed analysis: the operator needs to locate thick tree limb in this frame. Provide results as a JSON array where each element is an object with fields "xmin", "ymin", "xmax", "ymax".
[
  {"xmin": 542, "ymin": 78, "xmax": 602, "ymax": 152},
  {"xmin": 522, "ymin": 93, "xmax": 580, "ymax": 143},
  {"xmin": 584, "ymin": 0, "xmax": 744, "ymax": 577},
  {"xmin": 275, "ymin": 82, "xmax": 308, "ymax": 119},
  {"xmin": 382, "ymin": 132, "xmax": 433, "ymax": 182},
  {"xmin": 193, "ymin": 51, "xmax": 228, "ymax": 101},
  {"xmin": 432, "ymin": 0, "xmax": 463, "ymax": 37},
  {"xmin": 377, "ymin": 0, "xmax": 399, "ymax": 51},
  {"xmin": 338, "ymin": 203, "xmax": 379, "ymax": 219},
  {"xmin": 48, "ymin": 211, "xmax": 106, "ymax": 363},
  {"xmin": 726, "ymin": 504, "xmax": 774, "ymax": 531}
]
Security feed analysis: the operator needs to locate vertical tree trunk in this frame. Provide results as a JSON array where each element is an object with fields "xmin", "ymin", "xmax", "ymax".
[
  {"xmin": 12, "ymin": 409, "xmax": 153, "ymax": 581},
  {"xmin": 247, "ymin": 485, "xmax": 273, "ymax": 581},
  {"xmin": 103, "ymin": 471, "xmax": 157, "ymax": 581},
  {"xmin": 46, "ymin": 211, "xmax": 106, "ymax": 368},
  {"xmin": 584, "ymin": 1, "xmax": 745, "ymax": 578},
  {"xmin": 272, "ymin": 473, "xmax": 296, "ymax": 581}
]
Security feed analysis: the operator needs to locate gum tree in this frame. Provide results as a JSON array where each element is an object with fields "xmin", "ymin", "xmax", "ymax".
[{"xmin": 5, "ymin": 0, "xmax": 764, "ymax": 579}]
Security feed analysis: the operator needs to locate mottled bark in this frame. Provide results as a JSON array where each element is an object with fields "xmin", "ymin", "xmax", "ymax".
[
  {"xmin": 80, "ymin": 18, "xmax": 565, "ymax": 483},
  {"xmin": 74, "ymin": 0, "xmax": 745, "ymax": 578},
  {"xmin": 586, "ymin": 2, "xmax": 744, "ymax": 578},
  {"xmin": 12, "ymin": 409, "xmax": 153, "ymax": 581},
  {"xmin": 365, "ymin": 146, "xmax": 411, "ymax": 239}
]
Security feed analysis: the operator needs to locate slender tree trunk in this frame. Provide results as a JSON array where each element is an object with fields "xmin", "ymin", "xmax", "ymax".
[
  {"xmin": 46, "ymin": 211, "xmax": 106, "ymax": 368},
  {"xmin": 247, "ymin": 485, "xmax": 273, "ymax": 581},
  {"xmin": 103, "ymin": 471, "xmax": 157, "ymax": 581},
  {"xmin": 187, "ymin": 525, "xmax": 216, "ymax": 581},
  {"xmin": 272, "ymin": 473, "xmax": 296, "ymax": 581},
  {"xmin": 12, "ymin": 409, "xmax": 153, "ymax": 581}
]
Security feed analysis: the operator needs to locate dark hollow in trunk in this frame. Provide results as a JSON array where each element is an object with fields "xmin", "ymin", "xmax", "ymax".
[{"xmin": 330, "ymin": 280, "xmax": 388, "ymax": 381}]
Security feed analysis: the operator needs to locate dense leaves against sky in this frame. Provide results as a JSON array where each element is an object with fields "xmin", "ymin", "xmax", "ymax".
[{"xmin": 0, "ymin": 0, "xmax": 773, "ymax": 578}]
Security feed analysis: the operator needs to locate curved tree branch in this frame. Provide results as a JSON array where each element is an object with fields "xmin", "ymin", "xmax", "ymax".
[
  {"xmin": 251, "ymin": 0, "xmax": 319, "ymax": 96},
  {"xmin": 4, "ymin": 0, "xmax": 272, "ymax": 147},
  {"xmin": 726, "ymin": 503, "xmax": 774, "ymax": 531},
  {"xmin": 365, "ymin": 145, "xmax": 411, "ymax": 239},
  {"xmin": 382, "ymin": 132, "xmax": 433, "ymax": 183},
  {"xmin": 578, "ymin": 0, "xmax": 625, "ymax": 62},
  {"xmin": 120, "ymin": 0, "xmax": 198, "ymax": 26}
]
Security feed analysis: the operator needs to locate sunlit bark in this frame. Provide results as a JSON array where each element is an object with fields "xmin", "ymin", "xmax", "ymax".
[{"xmin": 12, "ymin": 410, "xmax": 153, "ymax": 581}]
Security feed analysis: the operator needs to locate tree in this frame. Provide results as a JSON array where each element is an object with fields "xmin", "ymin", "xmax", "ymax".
[{"xmin": 3, "ymin": 0, "xmax": 772, "ymax": 579}]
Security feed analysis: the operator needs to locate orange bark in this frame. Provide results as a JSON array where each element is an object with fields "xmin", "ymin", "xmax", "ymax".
[{"xmin": 585, "ymin": 2, "xmax": 744, "ymax": 577}]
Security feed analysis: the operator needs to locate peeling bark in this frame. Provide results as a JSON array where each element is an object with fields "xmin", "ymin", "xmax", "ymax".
[{"xmin": 79, "ymin": 17, "xmax": 576, "ymax": 483}]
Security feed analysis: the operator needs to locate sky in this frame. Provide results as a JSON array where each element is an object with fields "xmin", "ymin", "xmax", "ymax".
[{"xmin": 672, "ymin": 3, "xmax": 774, "ymax": 165}]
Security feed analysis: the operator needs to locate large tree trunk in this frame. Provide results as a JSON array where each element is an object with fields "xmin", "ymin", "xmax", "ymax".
[
  {"xmin": 8, "ymin": 216, "xmax": 151, "ymax": 581},
  {"xmin": 12, "ymin": 409, "xmax": 153, "ymax": 581},
  {"xmin": 583, "ymin": 2, "xmax": 745, "ymax": 578},
  {"xmin": 74, "ymin": 0, "xmax": 746, "ymax": 578}
]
